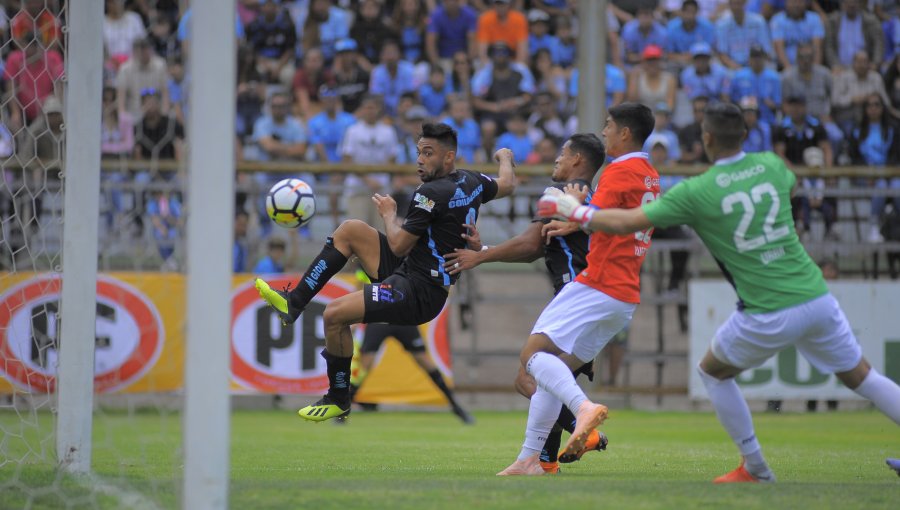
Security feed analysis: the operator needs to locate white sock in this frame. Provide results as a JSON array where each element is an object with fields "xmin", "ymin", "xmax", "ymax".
[
  {"xmin": 853, "ymin": 368, "xmax": 900, "ymax": 424},
  {"xmin": 526, "ymin": 352, "xmax": 587, "ymax": 412},
  {"xmin": 518, "ymin": 386, "xmax": 562, "ymax": 461},
  {"xmin": 697, "ymin": 364, "xmax": 771, "ymax": 476}
]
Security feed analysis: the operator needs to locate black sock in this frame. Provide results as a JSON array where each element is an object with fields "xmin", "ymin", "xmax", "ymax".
[
  {"xmin": 540, "ymin": 424, "xmax": 563, "ymax": 463},
  {"xmin": 427, "ymin": 369, "xmax": 459, "ymax": 407},
  {"xmin": 322, "ymin": 350, "xmax": 352, "ymax": 404},
  {"xmin": 289, "ymin": 237, "xmax": 348, "ymax": 310},
  {"xmin": 556, "ymin": 405, "xmax": 576, "ymax": 434}
]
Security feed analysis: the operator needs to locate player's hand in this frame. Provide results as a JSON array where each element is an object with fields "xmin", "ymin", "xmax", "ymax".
[
  {"xmin": 493, "ymin": 148, "xmax": 515, "ymax": 164},
  {"xmin": 443, "ymin": 248, "xmax": 481, "ymax": 275},
  {"xmin": 563, "ymin": 183, "xmax": 590, "ymax": 203},
  {"xmin": 541, "ymin": 220, "xmax": 581, "ymax": 244},
  {"xmin": 537, "ymin": 192, "xmax": 594, "ymax": 225},
  {"xmin": 372, "ymin": 193, "xmax": 397, "ymax": 218},
  {"xmin": 461, "ymin": 223, "xmax": 482, "ymax": 251}
]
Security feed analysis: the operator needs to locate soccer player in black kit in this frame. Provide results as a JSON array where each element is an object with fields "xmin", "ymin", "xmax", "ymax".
[
  {"xmin": 256, "ymin": 122, "xmax": 516, "ymax": 422},
  {"xmin": 443, "ymin": 134, "xmax": 609, "ymax": 473}
]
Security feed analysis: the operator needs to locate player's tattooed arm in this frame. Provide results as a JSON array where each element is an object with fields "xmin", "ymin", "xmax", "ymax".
[
  {"xmin": 493, "ymin": 148, "xmax": 517, "ymax": 199},
  {"xmin": 373, "ymin": 193, "xmax": 419, "ymax": 256}
]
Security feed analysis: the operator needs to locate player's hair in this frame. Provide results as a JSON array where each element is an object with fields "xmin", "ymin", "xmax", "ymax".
[
  {"xmin": 419, "ymin": 122, "xmax": 458, "ymax": 151},
  {"xmin": 608, "ymin": 102, "xmax": 655, "ymax": 146},
  {"xmin": 567, "ymin": 133, "xmax": 606, "ymax": 173},
  {"xmin": 703, "ymin": 102, "xmax": 747, "ymax": 149}
]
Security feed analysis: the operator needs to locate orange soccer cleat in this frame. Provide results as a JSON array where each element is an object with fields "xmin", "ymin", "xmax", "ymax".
[
  {"xmin": 539, "ymin": 461, "xmax": 560, "ymax": 474},
  {"xmin": 713, "ymin": 461, "xmax": 774, "ymax": 483},
  {"xmin": 558, "ymin": 429, "xmax": 608, "ymax": 463}
]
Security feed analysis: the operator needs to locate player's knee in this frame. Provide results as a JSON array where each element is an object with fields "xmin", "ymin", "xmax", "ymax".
[
  {"xmin": 837, "ymin": 357, "xmax": 871, "ymax": 390},
  {"xmin": 322, "ymin": 301, "xmax": 351, "ymax": 328},
  {"xmin": 334, "ymin": 219, "xmax": 367, "ymax": 240},
  {"xmin": 514, "ymin": 371, "xmax": 536, "ymax": 398}
]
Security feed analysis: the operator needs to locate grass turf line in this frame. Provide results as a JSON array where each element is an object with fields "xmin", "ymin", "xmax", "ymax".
[{"xmin": 1, "ymin": 409, "xmax": 897, "ymax": 509}]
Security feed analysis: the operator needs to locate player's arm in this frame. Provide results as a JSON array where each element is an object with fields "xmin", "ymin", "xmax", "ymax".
[
  {"xmin": 492, "ymin": 148, "xmax": 517, "ymax": 199},
  {"xmin": 537, "ymin": 192, "xmax": 653, "ymax": 234},
  {"xmin": 373, "ymin": 193, "xmax": 419, "ymax": 256},
  {"xmin": 443, "ymin": 222, "xmax": 544, "ymax": 275}
]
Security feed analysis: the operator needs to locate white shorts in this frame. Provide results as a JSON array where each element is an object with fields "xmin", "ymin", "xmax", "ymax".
[
  {"xmin": 711, "ymin": 293, "xmax": 862, "ymax": 374},
  {"xmin": 531, "ymin": 281, "xmax": 636, "ymax": 363}
]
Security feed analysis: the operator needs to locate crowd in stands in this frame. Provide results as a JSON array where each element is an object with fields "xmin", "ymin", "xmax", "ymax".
[{"xmin": 2, "ymin": 0, "xmax": 900, "ymax": 271}]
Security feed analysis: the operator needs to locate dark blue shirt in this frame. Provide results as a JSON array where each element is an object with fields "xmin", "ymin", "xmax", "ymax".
[{"xmin": 427, "ymin": 5, "xmax": 478, "ymax": 58}]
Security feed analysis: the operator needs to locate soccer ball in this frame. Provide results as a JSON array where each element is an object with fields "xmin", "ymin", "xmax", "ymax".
[{"xmin": 266, "ymin": 178, "xmax": 316, "ymax": 228}]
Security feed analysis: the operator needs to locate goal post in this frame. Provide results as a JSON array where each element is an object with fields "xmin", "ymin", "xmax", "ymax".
[
  {"xmin": 183, "ymin": 0, "xmax": 237, "ymax": 508},
  {"xmin": 56, "ymin": 0, "xmax": 104, "ymax": 474}
]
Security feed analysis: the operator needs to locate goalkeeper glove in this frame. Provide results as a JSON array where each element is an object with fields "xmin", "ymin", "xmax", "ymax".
[{"xmin": 537, "ymin": 192, "xmax": 595, "ymax": 228}]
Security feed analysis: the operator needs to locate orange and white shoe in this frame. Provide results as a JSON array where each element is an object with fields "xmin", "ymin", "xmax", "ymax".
[
  {"xmin": 558, "ymin": 429, "xmax": 608, "ymax": 463},
  {"xmin": 539, "ymin": 461, "xmax": 560, "ymax": 474},
  {"xmin": 560, "ymin": 402, "xmax": 609, "ymax": 462},
  {"xmin": 713, "ymin": 461, "xmax": 775, "ymax": 483},
  {"xmin": 497, "ymin": 454, "xmax": 545, "ymax": 476}
]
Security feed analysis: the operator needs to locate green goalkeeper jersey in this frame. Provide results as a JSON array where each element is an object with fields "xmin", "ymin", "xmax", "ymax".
[{"xmin": 642, "ymin": 151, "xmax": 828, "ymax": 314}]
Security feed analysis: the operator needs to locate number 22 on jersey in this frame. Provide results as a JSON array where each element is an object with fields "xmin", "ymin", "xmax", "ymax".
[{"xmin": 721, "ymin": 182, "xmax": 789, "ymax": 253}]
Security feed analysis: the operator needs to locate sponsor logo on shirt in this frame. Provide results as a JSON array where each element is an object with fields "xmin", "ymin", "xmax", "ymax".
[
  {"xmin": 448, "ymin": 184, "xmax": 483, "ymax": 208},
  {"xmin": 414, "ymin": 192, "xmax": 435, "ymax": 212},
  {"xmin": 715, "ymin": 164, "xmax": 766, "ymax": 188},
  {"xmin": 644, "ymin": 176, "xmax": 660, "ymax": 189}
]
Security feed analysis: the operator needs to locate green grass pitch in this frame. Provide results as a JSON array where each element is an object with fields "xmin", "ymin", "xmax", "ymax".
[{"xmin": 1, "ymin": 408, "xmax": 897, "ymax": 509}]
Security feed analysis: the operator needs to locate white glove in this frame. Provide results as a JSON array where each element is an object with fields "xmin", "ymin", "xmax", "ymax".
[{"xmin": 537, "ymin": 192, "xmax": 595, "ymax": 227}]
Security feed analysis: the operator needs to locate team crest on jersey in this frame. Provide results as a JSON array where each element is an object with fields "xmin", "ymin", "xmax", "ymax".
[{"xmin": 413, "ymin": 193, "xmax": 435, "ymax": 212}]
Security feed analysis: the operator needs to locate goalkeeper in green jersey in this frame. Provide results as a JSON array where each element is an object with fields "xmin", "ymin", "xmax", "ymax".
[{"xmin": 538, "ymin": 102, "xmax": 900, "ymax": 483}]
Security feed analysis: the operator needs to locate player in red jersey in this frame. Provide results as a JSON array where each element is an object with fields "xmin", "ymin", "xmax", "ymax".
[{"xmin": 498, "ymin": 103, "xmax": 660, "ymax": 475}]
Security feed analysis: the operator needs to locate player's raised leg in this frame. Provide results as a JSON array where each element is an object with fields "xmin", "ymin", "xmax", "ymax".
[
  {"xmin": 297, "ymin": 291, "xmax": 366, "ymax": 421},
  {"xmin": 256, "ymin": 219, "xmax": 382, "ymax": 324}
]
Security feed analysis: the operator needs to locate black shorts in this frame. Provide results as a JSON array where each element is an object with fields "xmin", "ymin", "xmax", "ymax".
[
  {"xmin": 367, "ymin": 232, "xmax": 404, "ymax": 283},
  {"xmin": 361, "ymin": 323, "xmax": 426, "ymax": 354},
  {"xmin": 363, "ymin": 272, "xmax": 449, "ymax": 326}
]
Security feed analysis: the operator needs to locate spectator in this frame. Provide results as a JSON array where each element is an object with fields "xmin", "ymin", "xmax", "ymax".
[
  {"xmin": 553, "ymin": 16, "xmax": 579, "ymax": 70},
  {"xmin": 528, "ymin": 92, "xmax": 566, "ymax": 144},
  {"xmin": 666, "ymin": 0, "xmax": 717, "ymax": 66},
  {"xmin": 292, "ymin": 47, "xmax": 329, "ymax": 119},
  {"xmin": 147, "ymin": 10, "xmax": 180, "ymax": 60},
  {"xmin": 740, "ymin": 95, "xmax": 774, "ymax": 152},
  {"xmin": 369, "ymin": 39, "xmax": 417, "ymax": 116},
  {"xmin": 527, "ymin": 9, "xmax": 560, "ymax": 64},
  {"xmin": 526, "ymin": 136, "xmax": 559, "ymax": 164},
  {"xmin": 567, "ymin": 64, "xmax": 627, "ymax": 110},
  {"xmin": 117, "ymin": 38, "xmax": 170, "ymax": 120},
  {"xmin": 531, "ymin": 48, "xmax": 567, "ymax": 106},
  {"xmin": 308, "ymin": 87, "xmax": 356, "ymax": 163},
  {"xmin": 351, "ymin": 0, "xmax": 397, "ymax": 70},
  {"xmin": 644, "ymin": 103, "xmax": 682, "ymax": 162},
  {"xmin": 425, "ymin": 0, "xmax": 478, "ymax": 69},
  {"xmin": 146, "ymin": 185, "xmax": 182, "ymax": 270},
  {"xmin": 103, "ymin": 0, "xmax": 147, "ymax": 67},
  {"xmin": 329, "ymin": 39, "xmax": 370, "ymax": 114},
  {"xmin": 824, "ymin": 0, "xmax": 884, "ymax": 73},
  {"xmin": 101, "ymin": 86, "xmax": 135, "ymax": 158},
  {"xmin": 647, "ymin": 134, "xmax": 676, "ymax": 168},
  {"xmin": 728, "ymin": 45, "xmax": 782, "ymax": 124},
  {"xmin": 678, "ymin": 95, "xmax": 711, "ymax": 164},
  {"xmin": 251, "ymin": 92, "xmax": 308, "ymax": 162},
  {"xmin": 176, "ymin": 6, "xmax": 245, "ymax": 60},
  {"xmin": 449, "ymin": 51, "xmax": 474, "ymax": 96},
  {"xmin": 770, "ymin": 0, "xmax": 825, "ymax": 70},
  {"xmin": 396, "ymin": 105, "xmax": 430, "ymax": 165},
  {"xmin": 774, "ymin": 95, "xmax": 836, "ymax": 239},
  {"xmin": 680, "ymin": 41, "xmax": 729, "ymax": 101},
  {"xmin": 236, "ymin": 44, "xmax": 267, "ymax": 141},
  {"xmin": 3, "ymin": 31, "xmax": 64, "ymax": 130},
  {"xmin": 420, "ymin": 66, "xmax": 453, "ymax": 117},
  {"xmin": 472, "ymin": 42, "xmax": 534, "ymax": 141},
  {"xmin": 392, "ymin": 0, "xmax": 428, "ymax": 64},
  {"xmin": 11, "ymin": 0, "xmax": 61, "ymax": 51},
  {"xmin": 476, "ymin": 0, "xmax": 529, "ymax": 64},
  {"xmin": 301, "ymin": 0, "xmax": 351, "ymax": 63},
  {"xmin": 885, "ymin": 54, "xmax": 900, "ymax": 111},
  {"xmin": 395, "ymin": 91, "xmax": 418, "ymax": 123},
  {"xmin": 440, "ymin": 94, "xmax": 482, "ymax": 164},
  {"xmin": 832, "ymin": 51, "xmax": 895, "ymax": 134},
  {"xmin": 697, "ymin": 0, "xmax": 731, "ymax": 20},
  {"xmin": 494, "ymin": 112, "xmax": 532, "ymax": 165},
  {"xmin": 716, "ymin": 0, "xmax": 772, "ymax": 70},
  {"xmin": 245, "ymin": 0, "xmax": 297, "ymax": 87},
  {"xmin": 339, "ymin": 95, "xmax": 398, "ymax": 225},
  {"xmin": 17, "ymin": 96, "xmax": 64, "ymax": 235},
  {"xmin": 233, "ymin": 210, "xmax": 250, "ymax": 273},
  {"xmin": 167, "ymin": 56, "xmax": 187, "ymax": 125},
  {"xmin": 253, "ymin": 237, "xmax": 288, "ymax": 274},
  {"xmin": 627, "ymin": 45, "xmax": 677, "ymax": 113},
  {"xmin": 622, "ymin": 6, "xmax": 669, "ymax": 66},
  {"xmin": 133, "ymin": 89, "xmax": 184, "ymax": 166},
  {"xmin": 782, "ymin": 43, "xmax": 833, "ymax": 122},
  {"xmin": 847, "ymin": 93, "xmax": 900, "ymax": 242}
]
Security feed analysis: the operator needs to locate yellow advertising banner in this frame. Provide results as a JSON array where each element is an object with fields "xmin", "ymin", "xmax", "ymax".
[{"xmin": 0, "ymin": 272, "xmax": 453, "ymax": 406}]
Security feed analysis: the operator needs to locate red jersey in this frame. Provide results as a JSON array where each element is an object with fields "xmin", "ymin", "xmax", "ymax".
[{"xmin": 575, "ymin": 153, "xmax": 660, "ymax": 303}]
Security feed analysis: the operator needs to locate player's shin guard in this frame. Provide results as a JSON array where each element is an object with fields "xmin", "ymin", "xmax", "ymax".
[
  {"xmin": 852, "ymin": 368, "xmax": 900, "ymax": 424},
  {"xmin": 522, "ymin": 387, "xmax": 562, "ymax": 460},
  {"xmin": 323, "ymin": 349, "xmax": 352, "ymax": 406},
  {"xmin": 289, "ymin": 237, "xmax": 348, "ymax": 311}
]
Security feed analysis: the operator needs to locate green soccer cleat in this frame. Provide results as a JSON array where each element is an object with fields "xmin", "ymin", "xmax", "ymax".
[
  {"xmin": 298, "ymin": 395, "xmax": 351, "ymax": 422},
  {"xmin": 255, "ymin": 278, "xmax": 302, "ymax": 325}
]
